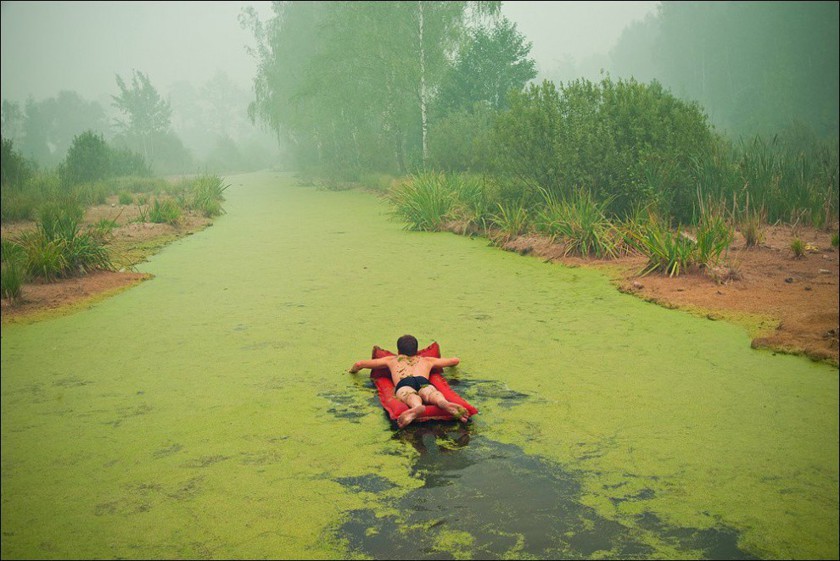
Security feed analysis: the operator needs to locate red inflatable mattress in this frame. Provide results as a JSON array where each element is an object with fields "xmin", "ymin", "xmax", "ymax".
[{"xmin": 369, "ymin": 342, "xmax": 478, "ymax": 424}]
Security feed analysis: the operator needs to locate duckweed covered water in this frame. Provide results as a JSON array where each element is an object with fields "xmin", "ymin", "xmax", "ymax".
[{"xmin": 1, "ymin": 171, "xmax": 837, "ymax": 559}]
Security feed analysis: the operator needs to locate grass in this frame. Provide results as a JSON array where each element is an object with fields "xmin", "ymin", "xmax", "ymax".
[
  {"xmin": 388, "ymin": 171, "xmax": 454, "ymax": 231},
  {"xmin": 790, "ymin": 238, "xmax": 805, "ymax": 259},
  {"xmin": 536, "ymin": 188, "xmax": 619, "ymax": 258},
  {"xmin": 490, "ymin": 202, "xmax": 530, "ymax": 244}
]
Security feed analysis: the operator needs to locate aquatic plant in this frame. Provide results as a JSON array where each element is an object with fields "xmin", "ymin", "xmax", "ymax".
[
  {"xmin": 536, "ymin": 188, "xmax": 618, "ymax": 258},
  {"xmin": 189, "ymin": 174, "xmax": 230, "ymax": 217},
  {"xmin": 489, "ymin": 202, "xmax": 529, "ymax": 244},
  {"xmin": 148, "ymin": 198, "xmax": 181, "ymax": 225},
  {"xmin": 388, "ymin": 171, "xmax": 454, "ymax": 231},
  {"xmin": 693, "ymin": 198, "xmax": 734, "ymax": 267}
]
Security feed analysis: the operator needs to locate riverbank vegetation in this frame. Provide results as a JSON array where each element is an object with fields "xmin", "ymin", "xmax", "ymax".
[
  {"xmin": 243, "ymin": 2, "xmax": 838, "ymax": 277},
  {"xmin": 0, "ymin": 134, "xmax": 228, "ymax": 303}
]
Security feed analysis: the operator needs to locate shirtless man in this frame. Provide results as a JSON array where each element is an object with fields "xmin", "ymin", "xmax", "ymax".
[{"xmin": 349, "ymin": 334, "xmax": 468, "ymax": 428}]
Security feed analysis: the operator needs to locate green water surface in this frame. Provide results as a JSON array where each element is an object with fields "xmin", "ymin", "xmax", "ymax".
[{"xmin": 2, "ymin": 172, "xmax": 837, "ymax": 559}]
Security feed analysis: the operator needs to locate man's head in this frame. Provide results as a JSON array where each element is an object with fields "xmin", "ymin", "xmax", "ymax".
[{"xmin": 397, "ymin": 334, "xmax": 418, "ymax": 356}]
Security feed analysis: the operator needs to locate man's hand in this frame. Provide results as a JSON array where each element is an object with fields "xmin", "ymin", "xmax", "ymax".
[{"xmin": 349, "ymin": 363, "xmax": 360, "ymax": 374}]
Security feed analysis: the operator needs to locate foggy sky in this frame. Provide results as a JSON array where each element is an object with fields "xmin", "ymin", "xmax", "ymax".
[{"xmin": 1, "ymin": 0, "xmax": 658, "ymax": 103}]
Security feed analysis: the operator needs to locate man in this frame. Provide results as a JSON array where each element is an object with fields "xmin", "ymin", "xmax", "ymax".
[{"xmin": 349, "ymin": 334, "xmax": 468, "ymax": 428}]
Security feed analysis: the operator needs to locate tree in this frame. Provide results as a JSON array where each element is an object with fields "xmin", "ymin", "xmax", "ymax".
[
  {"xmin": 59, "ymin": 130, "xmax": 111, "ymax": 187},
  {"xmin": 243, "ymin": 1, "xmax": 500, "ymax": 174},
  {"xmin": 112, "ymin": 70, "xmax": 172, "ymax": 163},
  {"xmin": 435, "ymin": 16, "xmax": 536, "ymax": 115}
]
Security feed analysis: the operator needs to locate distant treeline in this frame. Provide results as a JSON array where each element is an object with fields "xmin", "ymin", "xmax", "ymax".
[
  {"xmin": 611, "ymin": 1, "xmax": 839, "ymax": 139},
  {"xmin": 245, "ymin": 1, "xmax": 837, "ymax": 226},
  {"xmin": 1, "ymin": 71, "xmax": 278, "ymax": 176}
]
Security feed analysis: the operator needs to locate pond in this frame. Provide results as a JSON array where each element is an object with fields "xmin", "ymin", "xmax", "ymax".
[{"xmin": 1, "ymin": 171, "xmax": 837, "ymax": 559}]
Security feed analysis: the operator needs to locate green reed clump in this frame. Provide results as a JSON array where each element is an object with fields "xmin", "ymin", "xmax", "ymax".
[
  {"xmin": 790, "ymin": 238, "xmax": 805, "ymax": 259},
  {"xmin": 389, "ymin": 171, "xmax": 454, "ymax": 231},
  {"xmin": 449, "ymin": 174, "xmax": 494, "ymax": 233},
  {"xmin": 629, "ymin": 217, "xmax": 697, "ymax": 277},
  {"xmin": 9, "ymin": 199, "xmax": 114, "ymax": 281},
  {"xmin": 536, "ymin": 188, "xmax": 618, "ymax": 258},
  {"xmin": 0, "ymin": 239, "xmax": 28, "ymax": 301},
  {"xmin": 118, "ymin": 191, "xmax": 134, "ymax": 205},
  {"xmin": 693, "ymin": 199, "xmax": 734, "ymax": 267},
  {"xmin": 832, "ymin": 232, "xmax": 839, "ymax": 248},
  {"xmin": 490, "ymin": 202, "xmax": 530, "ymax": 243},
  {"xmin": 148, "ymin": 199, "xmax": 182, "ymax": 225},
  {"xmin": 189, "ymin": 174, "xmax": 229, "ymax": 217}
]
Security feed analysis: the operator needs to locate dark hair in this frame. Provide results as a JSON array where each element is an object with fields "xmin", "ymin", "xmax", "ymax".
[{"xmin": 397, "ymin": 334, "xmax": 418, "ymax": 356}]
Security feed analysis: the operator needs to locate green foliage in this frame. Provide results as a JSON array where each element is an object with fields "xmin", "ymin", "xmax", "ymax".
[
  {"xmin": 388, "ymin": 172, "xmax": 455, "ymax": 231},
  {"xmin": 245, "ymin": 1, "xmax": 501, "ymax": 174},
  {"xmin": 535, "ymin": 188, "xmax": 619, "ymax": 258},
  {"xmin": 435, "ymin": 16, "xmax": 536, "ymax": 115},
  {"xmin": 790, "ymin": 238, "xmax": 805, "ymax": 259},
  {"xmin": 0, "ymin": 241, "xmax": 27, "ymax": 301},
  {"xmin": 628, "ymin": 216, "xmax": 697, "ymax": 277},
  {"xmin": 188, "ymin": 174, "xmax": 229, "ymax": 217},
  {"xmin": 489, "ymin": 202, "xmax": 529, "ymax": 243},
  {"xmin": 59, "ymin": 130, "xmax": 111, "ymax": 187},
  {"xmin": 693, "ymin": 200, "xmax": 734, "ymax": 267},
  {"xmin": 489, "ymin": 77, "xmax": 716, "ymax": 220},
  {"xmin": 148, "ymin": 199, "xmax": 181, "ymax": 225},
  {"xmin": 832, "ymin": 232, "xmax": 839, "ymax": 248},
  {"xmin": 1, "ymin": 138, "xmax": 33, "ymax": 188},
  {"xmin": 428, "ymin": 105, "xmax": 495, "ymax": 173},
  {"xmin": 118, "ymin": 191, "xmax": 134, "ymax": 205},
  {"xmin": 627, "ymin": 199, "xmax": 734, "ymax": 277}
]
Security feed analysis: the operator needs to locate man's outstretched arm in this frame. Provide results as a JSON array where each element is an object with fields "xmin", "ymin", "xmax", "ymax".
[
  {"xmin": 349, "ymin": 357, "xmax": 391, "ymax": 373},
  {"xmin": 430, "ymin": 356, "xmax": 460, "ymax": 368}
]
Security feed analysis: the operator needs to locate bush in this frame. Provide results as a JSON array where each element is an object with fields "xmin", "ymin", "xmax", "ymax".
[
  {"xmin": 148, "ymin": 198, "xmax": 181, "ymax": 225},
  {"xmin": 535, "ymin": 188, "xmax": 619, "ymax": 258},
  {"xmin": 59, "ymin": 131, "xmax": 111, "ymax": 188},
  {"xmin": 1, "ymin": 138, "xmax": 34, "ymax": 189},
  {"xmin": 488, "ymin": 78, "xmax": 717, "ymax": 221}
]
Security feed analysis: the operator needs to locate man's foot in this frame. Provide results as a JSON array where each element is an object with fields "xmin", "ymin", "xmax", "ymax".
[
  {"xmin": 444, "ymin": 403, "xmax": 469, "ymax": 423},
  {"xmin": 397, "ymin": 405, "xmax": 425, "ymax": 428}
]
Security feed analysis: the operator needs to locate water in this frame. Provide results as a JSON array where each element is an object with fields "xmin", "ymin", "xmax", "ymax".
[{"xmin": 1, "ymin": 172, "xmax": 837, "ymax": 559}]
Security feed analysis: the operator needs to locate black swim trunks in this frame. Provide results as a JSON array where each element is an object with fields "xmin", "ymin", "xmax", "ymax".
[{"xmin": 395, "ymin": 376, "xmax": 430, "ymax": 393}]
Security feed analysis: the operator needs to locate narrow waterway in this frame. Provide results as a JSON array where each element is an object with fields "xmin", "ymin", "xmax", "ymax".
[{"xmin": 2, "ymin": 171, "xmax": 837, "ymax": 559}]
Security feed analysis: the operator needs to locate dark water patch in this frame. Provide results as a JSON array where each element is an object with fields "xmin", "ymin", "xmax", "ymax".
[
  {"xmin": 338, "ymin": 435, "xmax": 753, "ymax": 559},
  {"xmin": 321, "ymin": 391, "xmax": 368, "ymax": 423},
  {"xmin": 457, "ymin": 378, "xmax": 529, "ymax": 408},
  {"xmin": 336, "ymin": 475, "xmax": 397, "ymax": 494},
  {"xmin": 52, "ymin": 376, "xmax": 91, "ymax": 388},
  {"xmin": 153, "ymin": 443, "xmax": 183, "ymax": 459},
  {"xmin": 103, "ymin": 403, "xmax": 153, "ymax": 428},
  {"xmin": 181, "ymin": 455, "xmax": 229, "ymax": 468},
  {"xmin": 635, "ymin": 511, "xmax": 756, "ymax": 560}
]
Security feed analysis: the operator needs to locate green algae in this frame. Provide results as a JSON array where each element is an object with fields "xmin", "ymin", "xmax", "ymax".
[{"xmin": 2, "ymin": 171, "xmax": 837, "ymax": 559}]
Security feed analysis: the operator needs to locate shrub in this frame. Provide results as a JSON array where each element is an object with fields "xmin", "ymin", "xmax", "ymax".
[
  {"xmin": 59, "ymin": 130, "xmax": 111, "ymax": 188},
  {"xmin": 1, "ymin": 138, "xmax": 33, "ymax": 189},
  {"xmin": 489, "ymin": 77, "xmax": 716, "ymax": 219},
  {"xmin": 118, "ymin": 191, "xmax": 134, "ymax": 205}
]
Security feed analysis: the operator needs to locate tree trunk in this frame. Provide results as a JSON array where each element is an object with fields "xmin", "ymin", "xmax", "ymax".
[{"xmin": 418, "ymin": 1, "xmax": 429, "ymax": 168}]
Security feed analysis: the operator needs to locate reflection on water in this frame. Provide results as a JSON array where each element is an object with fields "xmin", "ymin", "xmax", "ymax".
[{"xmin": 338, "ymin": 430, "xmax": 755, "ymax": 560}]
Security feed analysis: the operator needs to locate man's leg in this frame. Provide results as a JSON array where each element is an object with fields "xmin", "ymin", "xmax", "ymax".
[
  {"xmin": 395, "ymin": 388, "xmax": 425, "ymax": 428},
  {"xmin": 419, "ymin": 386, "xmax": 468, "ymax": 423}
]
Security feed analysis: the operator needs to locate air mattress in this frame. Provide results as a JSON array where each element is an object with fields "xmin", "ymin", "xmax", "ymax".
[{"xmin": 369, "ymin": 342, "xmax": 478, "ymax": 424}]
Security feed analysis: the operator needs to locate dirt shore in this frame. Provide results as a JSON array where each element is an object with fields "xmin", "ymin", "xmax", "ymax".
[{"xmin": 2, "ymin": 196, "xmax": 838, "ymax": 366}]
